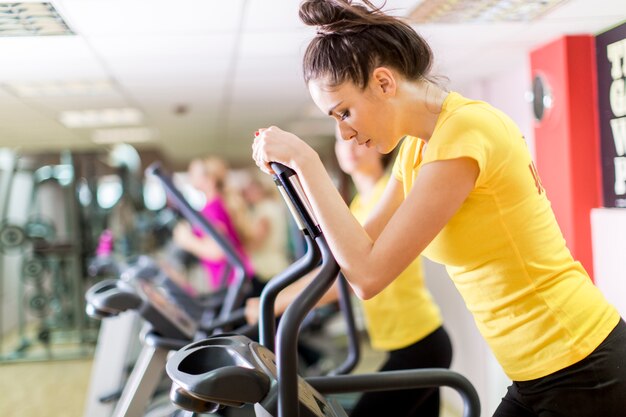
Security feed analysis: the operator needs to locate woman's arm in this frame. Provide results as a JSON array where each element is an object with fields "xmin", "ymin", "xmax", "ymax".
[
  {"xmin": 244, "ymin": 265, "xmax": 340, "ymax": 324},
  {"xmin": 253, "ymin": 127, "xmax": 478, "ymax": 299},
  {"xmin": 301, "ymin": 156, "xmax": 477, "ymax": 299},
  {"xmin": 173, "ymin": 221, "xmax": 225, "ymax": 261},
  {"xmin": 361, "ymin": 175, "xmax": 405, "ymax": 240}
]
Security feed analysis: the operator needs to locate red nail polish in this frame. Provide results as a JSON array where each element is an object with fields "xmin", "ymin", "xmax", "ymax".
[{"xmin": 254, "ymin": 131, "xmax": 259, "ymax": 137}]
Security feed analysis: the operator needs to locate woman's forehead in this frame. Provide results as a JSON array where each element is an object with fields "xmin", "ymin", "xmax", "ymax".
[
  {"xmin": 310, "ymin": 78, "xmax": 358, "ymax": 94},
  {"xmin": 309, "ymin": 79, "xmax": 359, "ymax": 110}
]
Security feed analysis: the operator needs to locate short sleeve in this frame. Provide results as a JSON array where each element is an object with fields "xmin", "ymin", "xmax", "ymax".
[{"xmin": 422, "ymin": 110, "xmax": 493, "ymax": 188}]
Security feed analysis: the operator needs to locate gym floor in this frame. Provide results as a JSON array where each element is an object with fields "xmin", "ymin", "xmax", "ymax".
[{"xmin": 0, "ymin": 358, "xmax": 92, "ymax": 417}]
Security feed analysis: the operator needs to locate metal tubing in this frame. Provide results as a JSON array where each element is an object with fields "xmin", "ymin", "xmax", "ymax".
[
  {"xmin": 328, "ymin": 273, "xmax": 360, "ymax": 376},
  {"xmin": 276, "ymin": 235, "xmax": 340, "ymax": 417},
  {"xmin": 258, "ymin": 234, "xmax": 320, "ymax": 351},
  {"xmin": 143, "ymin": 331, "xmax": 195, "ymax": 352},
  {"xmin": 111, "ymin": 344, "xmax": 169, "ymax": 417},
  {"xmin": 199, "ymin": 308, "xmax": 246, "ymax": 334},
  {"xmin": 307, "ymin": 370, "xmax": 481, "ymax": 417}
]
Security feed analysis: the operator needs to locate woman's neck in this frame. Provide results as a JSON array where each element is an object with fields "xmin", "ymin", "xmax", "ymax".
[
  {"xmin": 400, "ymin": 81, "xmax": 448, "ymax": 142},
  {"xmin": 203, "ymin": 185, "xmax": 219, "ymax": 201}
]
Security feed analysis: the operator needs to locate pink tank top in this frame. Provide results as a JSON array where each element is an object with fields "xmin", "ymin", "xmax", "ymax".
[{"xmin": 193, "ymin": 196, "xmax": 254, "ymax": 289}]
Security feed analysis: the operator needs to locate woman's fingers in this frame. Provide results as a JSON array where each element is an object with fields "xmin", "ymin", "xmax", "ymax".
[
  {"xmin": 252, "ymin": 128, "xmax": 275, "ymax": 174},
  {"xmin": 252, "ymin": 126, "xmax": 306, "ymax": 175}
]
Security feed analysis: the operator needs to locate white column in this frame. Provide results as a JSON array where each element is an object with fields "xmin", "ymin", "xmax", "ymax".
[{"xmin": 591, "ymin": 208, "xmax": 626, "ymax": 317}]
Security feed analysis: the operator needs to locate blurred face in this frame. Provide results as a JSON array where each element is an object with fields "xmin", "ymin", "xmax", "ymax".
[
  {"xmin": 334, "ymin": 130, "xmax": 383, "ymax": 176},
  {"xmin": 242, "ymin": 180, "xmax": 263, "ymax": 204},
  {"xmin": 308, "ymin": 69, "xmax": 400, "ymax": 154},
  {"xmin": 187, "ymin": 160, "xmax": 209, "ymax": 190}
]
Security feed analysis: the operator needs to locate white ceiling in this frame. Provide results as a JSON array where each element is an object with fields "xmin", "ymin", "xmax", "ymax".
[{"xmin": 0, "ymin": 0, "xmax": 624, "ymax": 165}]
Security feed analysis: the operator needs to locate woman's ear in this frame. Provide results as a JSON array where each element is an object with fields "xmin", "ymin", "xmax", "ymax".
[{"xmin": 371, "ymin": 67, "xmax": 397, "ymax": 97}]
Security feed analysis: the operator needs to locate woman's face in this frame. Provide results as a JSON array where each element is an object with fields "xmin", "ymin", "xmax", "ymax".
[
  {"xmin": 308, "ymin": 71, "xmax": 400, "ymax": 154},
  {"xmin": 334, "ymin": 132, "xmax": 383, "ymax": 176},
  {"xmin": 241, "ymin": 180, "xmax": 263, "ymax": 204},
  {"xmin": 188, "ymin": 160, "xmax": 209, "ymax": 190}
]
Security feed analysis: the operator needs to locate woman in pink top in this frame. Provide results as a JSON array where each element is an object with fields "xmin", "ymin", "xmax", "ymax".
[{"xmin": 173, "ymin": 156, "xmax": 256, "ymax": 292}]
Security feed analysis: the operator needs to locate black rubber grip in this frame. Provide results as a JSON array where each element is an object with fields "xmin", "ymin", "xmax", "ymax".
[{"xmin": 270, "ymin": 162, "xmax": 296, "ymax": 177}]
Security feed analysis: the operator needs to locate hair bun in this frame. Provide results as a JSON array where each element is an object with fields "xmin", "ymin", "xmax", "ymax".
[
  {"xmin": 300, "ymin": 1, "xmax": 383, "ymax": 36},
  {"xmin": 299, "ymin": 0, "xmax": 348, "ymax": 27}
]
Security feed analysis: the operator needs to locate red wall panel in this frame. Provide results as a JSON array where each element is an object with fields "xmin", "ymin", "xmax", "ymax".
[{"xmin": 530, "ymin": 35, "xmax": 601, "ymax": 279}]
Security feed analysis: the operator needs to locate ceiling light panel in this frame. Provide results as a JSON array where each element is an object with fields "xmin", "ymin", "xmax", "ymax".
[
  {"xmin": 3, "ymin": 79, "xmax": 115, "ymax": 97},
  {"xmin": 540, "ymin": 0, "xmax": 626, "ymax": 21},
  {"xmin": 91, "ymin": 127, "xmax": 157, "ymax": 144},
  {"xmin": 0, "ymin": 2, "xmax": 73, "ymax": 37},
  {"xmin": 409, "ymin": 0, "xmax": 570, "ymax": 23},
  {"xmin": 59, "ymin": 107, "xmax": 144, "ymax": 128}
]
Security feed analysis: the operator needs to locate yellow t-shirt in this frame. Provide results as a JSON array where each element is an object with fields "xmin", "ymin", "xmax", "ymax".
[
  {"xmin": 392, "ymin": 92, "xmax": 620, "ymax": 381},
  {"xmin": 350, "ymin": 175, "xmax": 442, "ymax": 351}
]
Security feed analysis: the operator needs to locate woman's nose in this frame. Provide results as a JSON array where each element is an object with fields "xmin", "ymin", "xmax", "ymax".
[{"xmin": 338, "ymin": 122, "xmax": 356, "ymax": 141}]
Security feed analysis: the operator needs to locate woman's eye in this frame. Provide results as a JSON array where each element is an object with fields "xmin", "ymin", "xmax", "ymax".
[{"xmin": 340, "ymin": 110, "xmax": 350, "ymax": 120}]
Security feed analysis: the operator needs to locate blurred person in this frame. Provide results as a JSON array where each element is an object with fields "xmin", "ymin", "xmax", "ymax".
[
  {"xmin": 173, "ymin": 156, "xmax": 257, "ymax": 293},
  {"xmin": 240, "ymin": 169, "xmax": 291, "ymax": 285}
]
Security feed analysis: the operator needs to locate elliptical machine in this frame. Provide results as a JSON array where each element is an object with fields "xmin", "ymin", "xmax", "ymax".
[
  {"xmin": 165, "ymin": 163, "xmax": 481, "ymax": 417},
  {"xmin": 84, "ymin": 163, "xmax": 255, "ymax": 417},
  {"xmin": 84, "ymin": 162, "xmax": 361, "ymax": 417}
]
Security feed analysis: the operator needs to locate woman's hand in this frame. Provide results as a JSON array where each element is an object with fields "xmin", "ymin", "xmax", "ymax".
[
  {"xmin": 244, "ymin": 297, "xmax": 261, "ymax": 325},
  {"xmin": 172, "ymin": 221, "xmax": 194, "ymax": 246},
  {"xmin": 173, "ymin": 220, "xmax": 225, "ymax": 261},
  {"xmin": 251, "ymin": 126, "xmax": 317, "ymax": 174}
]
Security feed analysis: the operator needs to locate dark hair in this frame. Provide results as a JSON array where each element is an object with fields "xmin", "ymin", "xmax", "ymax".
[{"xmin": 299, "ymin": 0, "xmax": 433, "ymax": 89}]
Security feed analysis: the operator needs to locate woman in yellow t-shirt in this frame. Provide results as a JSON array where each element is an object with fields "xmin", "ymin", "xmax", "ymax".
[
  {"xmin": 246, "ymin": 133, "xmax": 451, "ymax": 417},
  {"xmin": 251, "ymin": 1, "xmax": 626, "ymax": 416}
]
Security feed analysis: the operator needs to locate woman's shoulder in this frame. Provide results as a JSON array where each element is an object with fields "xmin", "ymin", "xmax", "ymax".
[{"xmin": 441, "ymin": 92, "xmax": 506, "ymax": 127}]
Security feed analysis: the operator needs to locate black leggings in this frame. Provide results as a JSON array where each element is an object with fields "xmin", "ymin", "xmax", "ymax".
[
  {"xmin": 494, "ymin": 318, "xmax": 626, "ymax": 417},
  {"xmin": 349, "ymin": 325, "xmax": 453, "ymax": 417}
]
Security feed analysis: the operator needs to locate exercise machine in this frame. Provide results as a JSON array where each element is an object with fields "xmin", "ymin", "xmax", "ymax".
[{"xmin": 83, "ymin": 163, "xmax": 254, "ymax": 417}]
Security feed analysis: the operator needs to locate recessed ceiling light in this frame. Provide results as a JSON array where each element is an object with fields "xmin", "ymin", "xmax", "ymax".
[
  {"xmin": 3, "ymin": 80, "xmax": 116, "ymax": 98},
  {"xmin": 59, "ymin": 108, "xmax": 144, "ymax": 128},
  {"xmin": 91, "ymin": 127, "xmax": 157, "ymax": 144},
  {"xmin": 0, "ymin": 3, "xmax": 74, "ymax": 37},
  {"xmin": 409, "ymin": 0, "xmax": 570, "ymax": 23}
]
